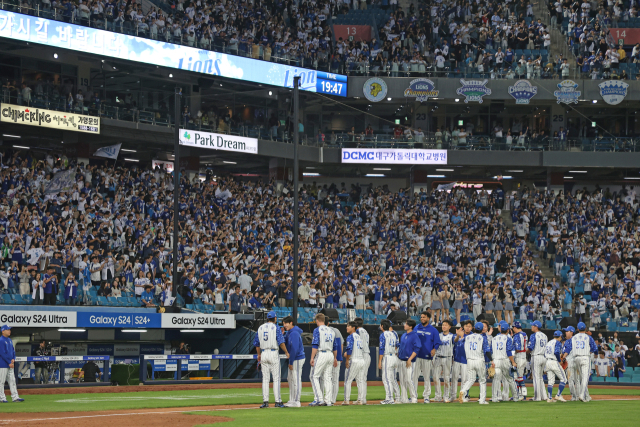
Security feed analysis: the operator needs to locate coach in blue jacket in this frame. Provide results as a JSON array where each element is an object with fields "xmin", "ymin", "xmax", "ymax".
[
  {"xmin": 398, "ymin": 319, "xmax": 422, "ymax": 403},
  {"xmin": 413, "ymin": 311, "xmax": 441, "ymax": 402},
  {"xmin": 0, "ymin": 325, "xmax": 24, "ymax": 402},
  {"xmin": 282, "ymin": 316, "xmax": 305, "ymax": 407}
]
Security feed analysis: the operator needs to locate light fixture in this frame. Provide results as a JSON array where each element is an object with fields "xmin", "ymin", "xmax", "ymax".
[
  {"xmin": 121, "ymin": 148, "xmax": 137, "ymax": 152},
  {"xmin": 493, "ymin": 175, "xmax": 513, "ymax": 179},
  {"xmin": 592, "ymin": 100, "xmax": 597, "ymax": 103},
  {"xmin": 564, "ymin": 176, "xmax": 573, "ymax": 179},
  {"xmin": 455, "ymin": 98, "xmax": 460, "ymax": 102},
  {"xmin": 505, "ymin": 170, "xmax": 523, "ymax": 173},
  {"xmin": 305, "ymin": 167, "xmax": 317, "ymax": 169},
  {"xmin": 169, "ymin": 73, "xmax": 173, "ymax": 78},
  {"xmin": 58, "ymin": 328, "xmax": 86, "ymax": 332},
  {"xmin": 124, "ymin": 158, "xmax": 139, "ymax": 162},
  {"xmin": 268, "ymin": 91, "xmax": 273, "ymax": 96},
  {"xmin": 624, "ymin": 177, "xmax": 640, "ymax": 180},
  {"xmin": 387, "ymin": 97, "xmax": 392, "ymax": 101},
  {"xmin": 180, "ymin": 329, "xmax": 205, "ymax": 333},
  {"xmin": 303, "ymin": 173, "xmax": 320, "ymax": 176},
  {"xmin": 121, "ymin": 329, "xmax": 147, "ymax": 333},
  {"xmin": 427, "ymin": 175, "xmax": 445, "ymax": 178},
  {"xmin": 222, "ymin": 161, "xmax": 237, "ymax": 164},
  {"xmin": 2, "ymin": 134, "xmax": 21, "ymax": 138},
  {"xmin": 373, "ymin": 168, "xmax": 391, "ymax": 171},
  {"xmin": 365, "ymin": 174, "xmax": 385, "ymax": 177},
  {"xmin": 12, "ymin": 145, "xmax": 29, "ymax": 149},
  {"xmin": 436, "ymin": 169, "xmax": 454, "ymax": 172},
  {"xmin": 53, "ymin": 53, "xmax": 58, "ymax": 59},
  {"xmin": 568, "ymin": 170, "xmax": 587, "ymax": 173}
]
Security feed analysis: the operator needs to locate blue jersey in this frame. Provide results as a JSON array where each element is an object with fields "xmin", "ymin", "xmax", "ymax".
[
  {"xmin": 253, "ymin": 322, "xmax": 284, "ymax": 350},
  {"xmin": 414, "ymin": 323, "xmax": 441, "ymax": 360},
  {"xmin": 285, "ymin": 326, "xmax": 305, "ymax": 364},
  {"xmin": 453, "ymin": 332, "xmax": 471, "ymax": 364},
  {"xmin": 0, "ymin": 335, "xmax": 16, "ymax": 368},
  {"xmin": 398, "ymin": 330, "xmax": 422, "ymax": 361}
]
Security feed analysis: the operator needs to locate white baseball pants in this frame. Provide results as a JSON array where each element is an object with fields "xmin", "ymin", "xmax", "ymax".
[
  {"xmin": 434, "ymin": 357, "xmax": 452, "ymax": 400},
  {"xmin": 530, "ymin": 355, "xmax": 547, "ymax": 401},
  {"xmin": 399, "ymin": 360, "xmax": 417, "ymax": 402},
  {"xmin": 492, "ymin": 359, "xmax": 516, "ymax": 401},
  {"xmin": 381, "ymin": 355, "xmax": 400, "ymax": 401},
  {"xmin": 412, "ymin": 358, "xmax": 433, "ymax": 400},
  {"xmin": 461, "ymin": 359, "xmax": 487, "ymax": 403},
  {"xmin": 260, "ymin": 350, "xmax": 281, "ymax": 403},
  {"xmin": 566, "ymin": 359, "xmax": 579, "ymax": 399},
  {"xmin": 343, "ymin": 359, "xmax": 366, "ymax": 403},
  {"xmin": 450, "ymin": 361, "xmax": 469, "ymax": 401},
  {"xmin": 514, "ymin": 354, "xmax": 528, "ymax": 398},
  {"xmin": 311, "ymin": 351, "xmax": 334, "ymax": 404},
  {"xmin": 329, "ymin": 361, "xmax": 341, "ymax": 404},
  {"xmin": 362, "ymin": 353, "xmax": 370, "ymax": 402},
  {"xmin": 545, "ymin": 359, "xmax": 567, "ymax": 398},
  {"xmin": 287, "ymin": 359, "xmax": 304, "ymax": 404},
  {"xmin": 574, "ymin": 355, "xmax": 591, "ymax": 401},
  {"xmin": 0, "ymin": 367, "xmax": 19, "ymax": 401}
]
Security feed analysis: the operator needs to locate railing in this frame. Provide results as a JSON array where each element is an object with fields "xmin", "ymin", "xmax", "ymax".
[{"xmin": 222, "ymin": 327, "xmax": 258, "ymax": 379}]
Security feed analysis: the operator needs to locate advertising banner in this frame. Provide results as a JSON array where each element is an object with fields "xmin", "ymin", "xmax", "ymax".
[
  {"xmin": 161, "ymin": 312, "xmax": 236, "ymax": 329},
  {"xmin": 0, "ymin": 310, "xmax": 77, "ymax": 328},
  {"xmin": 341, "ymin": 149, "xmax": 447, "ymax": 165},
  {"xmin": 179, "ymin": 129, "xmax": 258, "ymax": 154},
  {"xmin": 0, "ymin": 103, "xmax": 100, "ymax": 133}
]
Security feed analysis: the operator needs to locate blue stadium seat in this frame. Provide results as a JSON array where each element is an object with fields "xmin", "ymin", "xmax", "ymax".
[{"xmin": 618, "ymin": 377, "xmax": 631, "ymax": 383}]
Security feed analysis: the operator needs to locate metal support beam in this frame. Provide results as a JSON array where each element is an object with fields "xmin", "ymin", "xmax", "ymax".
[
  {"xmin": 172, "ymin": 87, "xmax": 182, "ymax": 297},
  {"xmin": 292, "ymin": 76, "xmax": 300, "ymax": 325}
]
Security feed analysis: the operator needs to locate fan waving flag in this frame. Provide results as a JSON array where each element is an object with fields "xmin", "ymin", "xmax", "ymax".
[
  {"xmin": 45, "ymin": 169, "xmax": 76, "ymax": 194},
  {"xmin": 93, "ymin": 143, "xmax": 122, "ymax": 159}
]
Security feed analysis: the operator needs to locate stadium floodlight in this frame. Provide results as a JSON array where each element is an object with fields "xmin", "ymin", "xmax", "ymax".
[
  {"xmin": 122, "ymin": 329, "xmax": 147, "ymax": 333},
  {"xmin": 427, "ymin": 175, "xmax": 445, "ymax": 178},
  {"xmin": 436, "ymin": 169, "xmax": 454, "ymax": 172},
  {"xmin": 180, "ymin": 329, "xmax": 205, "ymax": 333},
  {"xmin": 2, "ymin": 134, "xmax": 21, "ymax": 138},
  {"xmin": 12, "ymin": 145, "xmax": 29, "ymax": 149},
  {"xmin": 365, "ymin": 174, "xmax": 385, "ymax": 177},
  {"xmin": 569, "ymin": 170, "xmax": 587, "ymax": 173},
  {"xmin": 58, "ymin": 329, "xmax": 86, "ymax": 332}
]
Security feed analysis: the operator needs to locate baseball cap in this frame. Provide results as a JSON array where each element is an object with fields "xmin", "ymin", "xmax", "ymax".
[
  {"xmin": 499, "ymin": 321, "xmax": 509, "ymax": 331},
  {"xmin": 554, "ymin": 331, "xmax": 563, "ymax": 337},
  {"xmin": 266, "ymin": 311, "xmax": 277, "ymax": 319},
  {"xmin": 1, "ymin": 325, "xmax": 11, "ymax": 331},
  {"xmin": 532, "ymin": 320, "xmax": 542, "ymax": 328},
  {"xmin": 512, "ymin": 321, "xmax": 522, "ymax": 329},
  {"xmin": 474, "ymin": 322, "xmax": 484, "ymax": 331},
  {"xmin": 562, "ymin": 326, "xmax": 575, "ymax": 333},
  {"xmin": 577, "ymin": 322, "xmax": 586, "ymax": 330}
]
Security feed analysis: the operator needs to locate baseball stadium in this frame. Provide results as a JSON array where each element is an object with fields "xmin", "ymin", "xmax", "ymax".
[{"xmin": 1, "ymin": 0, "xmax": 640, "ymax": 426}]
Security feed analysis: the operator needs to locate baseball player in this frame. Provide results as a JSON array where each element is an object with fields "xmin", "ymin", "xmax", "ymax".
[
  {"xmin": 282, "ymin": 316, "xmax": 305, "ymax": 407},
  {"xmin": 527, "ymin": 320, "xmax": 548, "ymax": 402},
  {"xmin": 253, "ymin": 311, "xmax": 289, "ymax": 408},
  {"xmin": 563, "ymin": 322, "xmax": 597, "ymax": 402},
  {"xmin": 342, "ymin": 321, "xmax": 366, "ymax": 405},
  {"xmin": 326, "ymin": 318, "xmax": 344, "ymax": 405},
  {"xmin": 491, "ymin": 321, "xmax": 517, "ymax": 403},
  {"xmin": 451, "ymin": 319, "xmax": 473, "ymax": 402},
  {"xmin": 459, "ymin": 322, "xmax": 491, "ymax": 405},
  {"xmin": 511, "ymin": 321, "xmax": 528, "ymax": 400},
  {"xmin": 560, "ymin": 326, "xmax": 586, "ymax": 401},
  {"xmin": 413, "ymin": 311, "xmax": 441, "ymax": 403},
  {"xmin": 544, "ymin": 331, "xmax": 568, "ymax": 403},
  {"xmin": 0, "ymin": 325, "xmax": 24, "ymax": 403},
  {"xmin": 433, "ymin": 319, "xmax": 454, "ymax": 403},
  {"xmin": 398, "ymin": 319, "xmax": 421, "ymax": 404},
  {"xmin": 378, "ymin": 319, "xmax": 400, "ymax": 404},
  {"xmin": 354, "ymin": 317, "xmax": 370, "ymax": 403},
  {"xmin": 309, "ymin": 313, "xmax": 338, "ymax": 406}
]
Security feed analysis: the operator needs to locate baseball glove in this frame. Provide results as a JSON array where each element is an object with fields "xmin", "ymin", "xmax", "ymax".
[
  {"xmin": 487, "ymin": 366, "xmax": 496, "ymax": 379},
  {"xmin": 560, "ymin": 359, "xmax": 568, "ymax": 371}
]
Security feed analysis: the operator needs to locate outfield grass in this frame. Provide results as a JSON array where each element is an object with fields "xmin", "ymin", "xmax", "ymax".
[
  {"xmin": 0, "ymin": 386, "xmax": 638, "ymax": 414},
  {"xmin": 189, "ymin": 401, "xmax": 640, "ymax": 427}
]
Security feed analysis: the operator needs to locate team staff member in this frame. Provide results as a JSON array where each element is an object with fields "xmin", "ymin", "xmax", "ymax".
[
  {"xmin": 491, "ymin": 321, "xmax": 517, "ymax": 403},
  {"xmin": 398, "ymin": 319, "xmax": 421, "ymax": 404},
  {"xmin": 354, "ymin": 317, "xmax": 370, "ymax": 404},
  {"xmin": 282, "ymin": 316, "xmax": 305, "ymax": 408},
  {"xmin": 544, "ymin": 331, "xmax": 568, "ymax": 403},
  {"xmin": 34, "ymin": 339, "xmax": 49, "ymax": 384},
  {"xmin": 309, "ymin": 313, "xmax": 338, "ymax": 407},
  {"xmin": 413, "ymin": 311, "xmax": 441, "ymax": 403},
  {"xmin": 563, "ymin": 322, "xmax": 598, "ymax": 402},
  {"xmin": 342, "ymin": 321, "xmax": 366, "ymax": 405},
  {"xmin": 451, "ymin": 320, "xmax": 473, "ymax": 402},
  {"xmin": 80, "ymin": 360, "xmax": 101, "ymax": 382},
  {"xmin": 512, "ymin": 321, "xmax": 528, "ymax": 400},
  {"xmin": 459, "ymin": 322, "xmax": 491, "ymax": 405},
  {"xmin": 253, "ymin": 311, "xmax": 289, "ymax": 408},
  {"xmin": 527, "ymin": 320, "xmax": 548, "ymax": 402},
  {"xmin": 379, "ymin": 320, "xmax": 400, "ymax": 404},
  {"xmin": 0, "ymin": 325, "xmax": 24, "ymax": 403},
  {"xmin": 433, "ymin": 319, "xmax": 454, "ymax": 403}
]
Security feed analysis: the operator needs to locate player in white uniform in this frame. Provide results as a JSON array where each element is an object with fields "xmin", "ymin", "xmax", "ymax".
[
  {"xmin": 564, "ymin": 322, "xmax": 597, "ymax": 402},
  {"xmin": 309, "ymin": 313, "xmax": 339, "ymax": 406},
  {"xmin": 527, "ymin": 320, "xmax": 548, "ymax": 402},
  {"xmin": 253, "ymin": 311, "xmax": 289, "ymax": 408},
  {"xmin": 342, "ymin": 321, "xmax": 367, "ymax": 405},
  {"xmin": 544, "ymin": 331, "xmax": 568, "ymax": 403},
  {"xmin": 450, "ymin": 320, "xmax": 473, "ymax": 402},
  {"xmin": 511, "ymin": 321, "xmax": 528, "ymax": 400},
  {"xmin": 560, "ymin": 326, "xmax": 586, "ymax": 401},
  {"xmin": 459, "ymin": 322, "xmax": 491, "ymax": 405},
  {"xmin": 355, "ymin": 317, "xmax": 371, "ymax": 404},
  {"xmin": 433, "ymin": 320, "xmax": 454, "ymax": 403},
  {"xmin": 491, "ymin": 321, "xmax": 518, "ymax": 403},
  {"xmin": 327, "ymin": 319, "xmax": 344, "ymax": 405},
  {"xmin": 378, "ymin": 319, "xmax": 401, "ymax": 404}
]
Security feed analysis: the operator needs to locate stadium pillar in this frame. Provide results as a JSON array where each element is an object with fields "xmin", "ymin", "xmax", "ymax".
[
  {"xmin": 292, "ymin": 76, "xmax": 300, "ymax": 325},
  {"xmin": 172, "ymin": 87, "xmax": 182, "ymax": 298},
  {"xmin": 547, "ymin": 169, "xmax": 564, "ymax": 196}
]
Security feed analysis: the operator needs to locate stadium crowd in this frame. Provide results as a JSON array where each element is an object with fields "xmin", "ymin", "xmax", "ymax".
[{"xmin": 0, "ymin": 149, "xmax": 639, "ymax": 332}]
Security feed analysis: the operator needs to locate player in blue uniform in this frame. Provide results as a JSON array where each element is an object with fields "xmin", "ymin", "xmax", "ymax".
[
  {"xmin": 413, "ymin": 311, "xmax": 441, "ymax": 403},
  {"xmin": 398, "ymin": 319, "xmax": 422, "ymax": 404},
  {"xmin": 282, "ymin": 316, "xmax": 305, "ymax": 407}
]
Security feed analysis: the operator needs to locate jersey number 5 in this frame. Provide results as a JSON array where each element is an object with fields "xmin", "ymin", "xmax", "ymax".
[{"xmin": 263, "ymin": 331, "xmax": 269, "ymax": 341}]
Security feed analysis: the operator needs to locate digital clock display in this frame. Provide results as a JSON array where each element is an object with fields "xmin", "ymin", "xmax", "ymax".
[{"xmin": 316, "ymin": 72, "xmax": 348, "ymax": 97}]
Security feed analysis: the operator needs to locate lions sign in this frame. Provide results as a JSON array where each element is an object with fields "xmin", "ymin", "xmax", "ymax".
[
  {"xmin": 598, "ymin": 80, "xmax": 629, "ymax": 105},
  {"xmin": 363, "ymin": 77, "xmax": 388, "ymax": 102}
]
